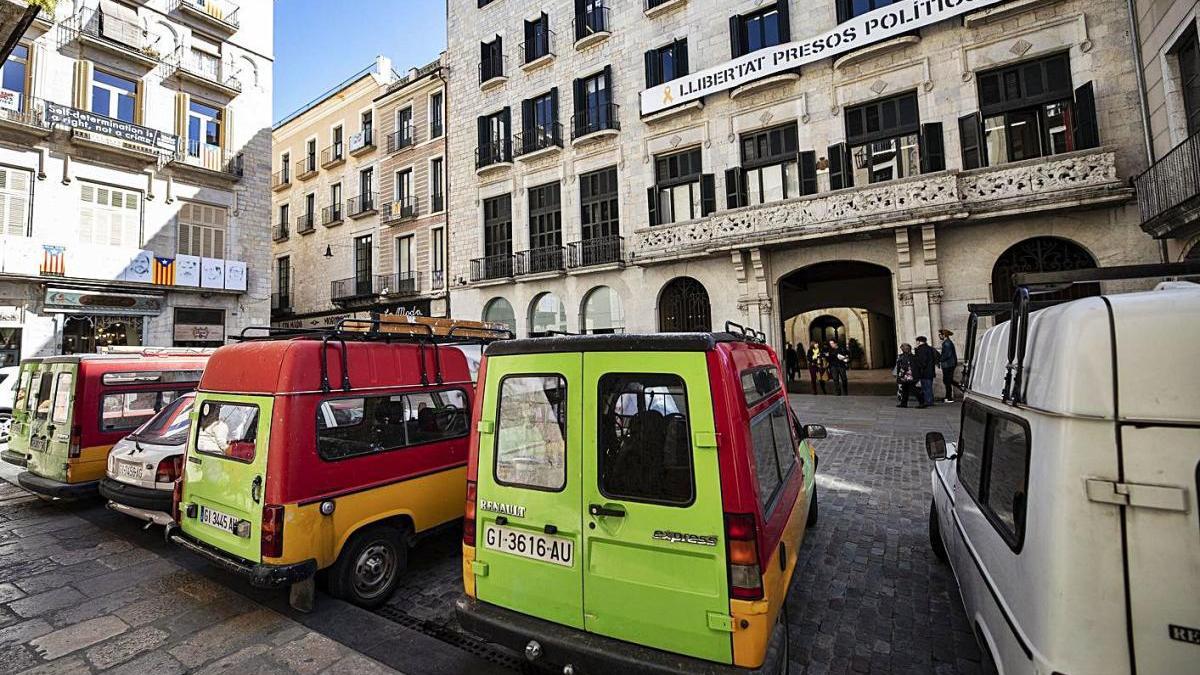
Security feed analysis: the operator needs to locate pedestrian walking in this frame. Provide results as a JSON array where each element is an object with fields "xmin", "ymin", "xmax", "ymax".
[
  {"xmin": 807, "ymin": 341, "xmax": 828, "ymax": 395},
  {"xmin": 825, "ymin": 339, "xmax": 850, "ymax": 396},
  {"xmin": 893, "ymin": 343, "xmax": 917, "ymax": 408},
  {"xmin": 914, "ymin": 336, "xmax": 937, "ymax": 408},
  {"xmin": 939, "ymin": 329, "xmax": 958, "ymax": 403},
  {"xmin": 784, "ymin": 342, "xmax": 799, "ymax": 383}
]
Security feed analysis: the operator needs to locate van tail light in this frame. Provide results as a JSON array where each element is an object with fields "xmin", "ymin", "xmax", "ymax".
[
  {"xmin": 725, "ymin": 513, "xmax": 763, "ymax": 601},
  {"xmin": 463, "ymin": 481, "xmax": 477, "ymax": 546},
  {"xmin": 67, "ymin": 425, "xmax": 82, "ymax": 458},
  {"xmin": 261, "ymin": 505, "xmax": 284, "ymax": 558},
  {"xmin": 171, "ymin": 477, "xmax": 183, "ymax": 523},
  {"xmin": 155, "ymin": 456, "xmax": 183, "ymax": 484}
]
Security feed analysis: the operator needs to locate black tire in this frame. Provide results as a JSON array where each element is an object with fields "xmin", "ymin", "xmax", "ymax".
[
  {"xmin": 806, "ymin": 483, "xmax": 818, "ymax": 528},
  {"xmin": 777, "ymin": 603, "xmax": 791, "ymax": 675},
  {"xmin": 929, "ymin": 499, "xmax": 948, "ymax": 564},
  {"xmin": 328, "ymin": 524, "xmax": 407, "ymax": 609}
]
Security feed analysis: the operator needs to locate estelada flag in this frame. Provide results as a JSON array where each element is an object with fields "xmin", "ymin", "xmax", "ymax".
[
  {"xmin": 40, "ymin": 245, "xmax": 65, "ymax": 276},
  {"xmin": 152, "ymin": 257, "xmax": 176, "ymax": 285}
]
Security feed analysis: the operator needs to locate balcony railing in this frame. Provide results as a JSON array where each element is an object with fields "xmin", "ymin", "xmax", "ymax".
[
  {"xmin": 382, "ymin": 196, "xmax": 420, "ymax": 222},
  {"xmin": 568, "ymin": 235, "xmax": 623, "ymax": 268},
  {"xmin": 331, "ymin": 275, "xmax": 376, "ymax": 302},
  {"xmin": 515, "ymin": 246, "xmax": 565, "ymax": 275},
  {"xmin": 471, "ymin": 254, "xmax": 514, "ymax": 282},
  {"xmin": 571, "ymin": 103, "xmax": 619, "ymax": 140},
  {"xmin": 0, "ymin": 94, "xmax": 49, "ymax": 131},
  {"xmin": 170, "ymin": 47, "xmax": 241, "ymax": 92},
  {"xmin": 479, "ymin": 53, "xmax": 508, "ymax": 84},
  {"xmin": 296, "ymin": 213, "xmax": 315, "ymax": 234},
  {"xmin": 516, "ymin": 124, "xmax": 563, "ymax": 156},
  {"xmin": 44, "ymin": 102, "xmax": 178, "ymax": 157},
  {"xmin": 377, "ymin": 272, "xmax": 419, "ymax": 297},
  {"xmin": 387, "ymin": 125, "xmax": 415, "ymax": 153},
  {"xmin": 575, "ymin": 4, "xmax": 610, "ymax": 42},
  {"xmin": 320, "ymin": 142, "xmax": 344, "ymax": 167},
  {"xmin": 322, "ymin": 203, "xmax": 343, "ymax": 225},
  {"xmin": 431, "ymin": 193, "xmax": 445, "ymax": 213},
  {"xmin": 272, "ymin": 169, "xmax": 291, "ymax": 189},
  {"xmin": 349, "ymin": 128, "xmax": 375, "ymax": 154},
  {"xmin": 271, "ymin": 293, "xmax": 292, "ymax": 313},
  {"xmin": 174, "ymin": 140, "xmax": 242, "ymax": 177},
  {"xmin": 431, "ymin": 270, "xmax": 446, "ymax": 291},
  {"xmin": 272, "ymin": 222, "xmax": 289, "ymax": 242},
  {"xmin": 348, "ymin": 193, "xmax": 377, "ymax": 217},
  {"xmin": 64, "ymin": 9, "xmax": 157, "ymax": 61},
  {"xmin": 175, "ymin": 0, "xmax": 240, "ymax": 30},
  {"xmin": 297, "ymin": 155, "xmax": 318, "ymax": 178},
  {"xmin": 476, "ymin": 139, "xmax": 513, "ymax": 169},
  {"xmin": 1135, "ymin": 130, "xmax": 1200, "ymax": 237},
  {"xmin": 522, "ymin": 29, "xmax": 555, "ymax": 65}
]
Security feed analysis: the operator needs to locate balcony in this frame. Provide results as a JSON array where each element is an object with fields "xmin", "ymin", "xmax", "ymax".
[
  {"xmin": 296, "ymin": 213, "xmax": 315, "ymax": 235},
  {"xmin": 571, "ymin": 103, "xmax": 619, "ymax": 144},
  {"xmin": 568, "ymin": 235, "xmax": 624, "ymax": 269},
  {"xmin": 270, "ymin": 292, "xmax": 292, "ymax": 314},
  {"xmin": 296, "ymin": 156, "xmax": 318, "ymax": 181},
  {"xmin": 479, "ymin": 54, "xmax": 508, "ymax": 90},
  {"xmin": 377, "ymin": 272, "xmax": 419, "ymax": 298},
  {"xmin": 386, "ymin": 125, "xmax": 415, "ymax": 154},
  {"xmin": 515, "ymin": 124, "xmax": 563, "ymax": 161},
  {"xmin": 1135, "ymin": 130, "xmax": 1200, "ymax": 240},
  {"xmin": 320, "ymin": 143, "xmax": 345, "ymax": 168},
  {"xmin": 476, "ymin": 139, "xmax": 513, "ymax": 174},
  {"xmin": 574, "ymin": 4, "xmax": 611, "ymax": 49},
  {"xmin": 381, "ymin": 197, "xmax": 420, "ymax": 224},
  {"xmin": 349, "ymin": 128, "xmax": 375, "ymax": 156},
  {"xmin": 272, "ymin": 222, "xmax": 289, "ymax": 242},
  {"xmin": 0, "ymin": 95, "xmax": 51, "ymax": 138},
  {"xmin": 322, "ymin": 203, "xmax": 343, "ymax": 227},
  {"xmin": 521, "ymin": 30, "xmax": 556, "ymax": 72},
  {"xmin": 470, "ymin": 254, "xmax": 514, "ymax": 282},
  {"xmin": 331, "ymin": 275, "xmax": 376, "ymax": 303},
  {"xmin": 348, "ymin": 193, "xmax": 377, "ymax": 219},
  {"xmin": 61, "ymin": 9, "xmax": 159, "ymax": 67},
  {"xmin": 45, "ymin": 102, "xmax": 178, "ymax": 162},
  {"xmin": 431, "ymin": 270, "xmax": 446, "ymax": 291},
  {"xmin": 271, "ymin": 169, "xmax": 291, "ymax": 192},
  {"xmin": 168, "ymin": 47, "xmax": 241, "ymax": 97},
  {"xmin": 632, "ymin": 147, "xmax": 1132, "ymax": 265},
  {"xmin": 644, "ymin": 0, "xmax": 687, "ymax": 18},
  {"xmin": 169, "ymin": 141, "xmax": 242, "ymax": 182},
  {"xmin": 515, "ymin": 246, "xmax": 565, "ymax": 276},
  {"xmin": 174, "ymin": 0, "xmax": 239, "ymax": 33}
]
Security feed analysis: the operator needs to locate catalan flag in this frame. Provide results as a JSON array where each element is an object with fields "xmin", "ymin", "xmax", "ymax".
[
  {"xmin": 152, "ymin": 257, "xmax": 176, "ymax": 285},
  {"xmin": 39, "ymin": 245, "xmax": 65, "ymax": 276}
]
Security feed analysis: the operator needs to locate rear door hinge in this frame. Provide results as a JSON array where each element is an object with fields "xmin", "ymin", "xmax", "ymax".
[
  {"xmin": 472, "ymin": 561, "xmax": 489, "ymax": 577},
  {"xmin": 1085, "ymin": 479, "xmax": 1188, "ymax": 512},
  {"xmin": 706, "ymin": 611, "xmax": 734, "ymax": 632}
]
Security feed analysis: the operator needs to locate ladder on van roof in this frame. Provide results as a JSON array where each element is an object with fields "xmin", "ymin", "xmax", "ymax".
[{"xmin": 963, "ymin": 260, "xmax": 1200, "ymax": 404}]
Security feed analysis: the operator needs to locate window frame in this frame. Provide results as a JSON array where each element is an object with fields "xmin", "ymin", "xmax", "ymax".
[
  {"xmin": 740, "ymin": 365, "xmax": 783, "ymax": 408},
  {"xmin": 91, "ymin": 68, "xmax": 138, "ymax": 123},
  {"xmin": 314, "ymin": 387, "xmax": 470, "ymax": 463},
  {"xmin": 492, "ymin": 373, "xmax": 569, "ymax": 493},
  {"xmin": 101, "ymin": 389, "xmax": 186, "ymax": 433},
  {"xmin": 732, "ymin": 4, "xmax": 785, "ymax": 58},
  {"xmin": 955, "ymin": 399, "xmax": 1033, "ymax": 552},
  {"xmin": 51, "ymin": 372, "xmax": 73, "ymax": 424},
  {"xmin": 749, "ymin": 398, "xmax": 799, "ymax": 515},
  {"xmin": 193, "ymin": 400, "xmax": 260, "ymax": 464},
  {"xmin": 579, "ymin": 165, "xmax": 619, "ymax": 241}
]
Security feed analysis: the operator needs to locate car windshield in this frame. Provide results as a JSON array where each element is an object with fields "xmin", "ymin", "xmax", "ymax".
[{"xmin": 126, "ymin": 394, "xmax": 194, "ymax": 445}]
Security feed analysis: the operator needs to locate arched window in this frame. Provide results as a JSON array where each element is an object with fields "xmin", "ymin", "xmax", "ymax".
[
  {"xmin": 482, "ymin": 297, "xmax": 515, "ymax": 332},
  {"xmin": 991, "ymin": 237, "xmax": 1099, "ymax": 314},
  {"xmin": 529, "ymin": 292, "xmax": 567, "ymax": 337},
  {"xmin": 581, "ymin": 286, "xmax": 624, "ymax": 334},
  {"xmin": 808, "ymin": 315, "xmax": 844, "ymax": 346},
  {"xmin": 659, "ymin": 277, "xmax": 711, "ymax": 332}
]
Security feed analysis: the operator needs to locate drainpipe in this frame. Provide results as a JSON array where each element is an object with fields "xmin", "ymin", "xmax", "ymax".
[{"xmin": 1125, "ymin": 0, "xmax": 1171, "ymax": 262}]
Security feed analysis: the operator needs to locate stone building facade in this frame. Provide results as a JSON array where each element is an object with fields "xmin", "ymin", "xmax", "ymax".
[
  {"xmin": 446, "ymin": 0, "xmax": 1160, "ymax": 367},
  {"xmin": 0, "ymin": 0, "xmax": 273, "ymax": 363}
]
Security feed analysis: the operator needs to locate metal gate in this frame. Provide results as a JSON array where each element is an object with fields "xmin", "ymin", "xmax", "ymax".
[{"xmin": 658, "ymin": 277, "xmax": 711, "ymax": 332}]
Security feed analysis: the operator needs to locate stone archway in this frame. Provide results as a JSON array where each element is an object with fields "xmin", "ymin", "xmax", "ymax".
[{"xmin": 991, "ymin": 237, "xmax": 1099, "ymax": 316}]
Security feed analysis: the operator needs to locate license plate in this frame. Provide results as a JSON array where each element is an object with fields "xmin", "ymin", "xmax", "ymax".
[
  {"xmin": 198, "ymin": 506, "xmax": 245, "ymax": 537},
  {"xmin": 483, "ymin": 524, "xmax": 574, "ymax": 567},
  {"xmin": 117, "ymin": 461, "xmax": 143, "ymax": 480},
  {"xmin": 29, "ymin": 437, "xmax": 46, "ymax": 451}
]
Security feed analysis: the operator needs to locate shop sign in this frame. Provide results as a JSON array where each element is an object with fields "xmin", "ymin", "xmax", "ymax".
[
  {"xmin": 0, "ymin": 89, "xmax": 20, "ymax": 112},
  {"xmin": 44, "ymin": 288, "xmax": 163, "ymax": 315},
  {"xmin": 639, "ymin": 0, "xmax": 1004, "ymax": 115},
  {"xmin": 0, "ymin": 305, "xmax": 22, "ymax": 323},
  {"xmin": 173, "ymin": 323, "xmax": 224, "ymax": 343},
  {"xmin": 45, "ymin": 102, "xmax": 178, "ymax": 153}
]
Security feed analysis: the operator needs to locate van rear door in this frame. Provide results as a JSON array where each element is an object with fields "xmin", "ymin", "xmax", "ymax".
[
  {"xmin": 1119, "ymin": 425, "xmax": 1200, "ymax": 673},
  {"xmin": 580, "ymin": 352, "xmax": 731, "ymax": 664},
  {"xmin": 27, "ymin": 364, "xmax": 76, "ymax": 482},
  {"xmin": 473, "ymin": 354, "xmax": 584, "ymax": 629}
]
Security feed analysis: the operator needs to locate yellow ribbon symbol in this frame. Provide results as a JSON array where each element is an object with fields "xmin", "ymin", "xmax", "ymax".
[{"xmin": 662, "ymin": 85, "xmax": 673, "ymax": 105}]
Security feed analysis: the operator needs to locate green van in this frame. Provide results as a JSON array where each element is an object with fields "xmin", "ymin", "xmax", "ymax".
[
  {"xmin": 458, "ymin": 331, "xmax": 824, "ymax": 674},
  {"xmin": 2, "ymin": 358, "xmax": 43, "ymax": 468}
]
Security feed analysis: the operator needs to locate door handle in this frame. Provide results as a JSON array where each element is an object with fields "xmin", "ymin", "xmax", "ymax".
[
  {"xmin": 779, "ymin": 542, "xmax": 787, "ymax": 571},
  {"xmin": 250, "ymin": 476, "xmax": 262, "ymax": 504},
  {"xmin": 588, "ymin": 504, "xmax": 625, "ymax": 518}
]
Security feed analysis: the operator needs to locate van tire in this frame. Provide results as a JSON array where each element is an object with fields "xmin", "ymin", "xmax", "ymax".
[
  {"xmin": 929, "ymin": 499, "xmax": 948, "ymax": 564},
  {"xmin": 806, "ymin": 485, "xmax": 818, "ymax": 528},
  {"xmin": 328, "ymin": 525, "xmax": 407, "ymax": 609}
]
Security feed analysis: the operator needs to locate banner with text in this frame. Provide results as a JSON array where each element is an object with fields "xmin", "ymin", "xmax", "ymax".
[{"xmin": 639, "ymin": 0, "xmax": 1005, "ymax": 116}]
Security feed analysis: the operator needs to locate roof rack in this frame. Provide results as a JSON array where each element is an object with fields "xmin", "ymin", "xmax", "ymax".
[
  {"xmin": 723, "ymin": 321, "xmax": 766, "ymax": 343},
  {"xmin": 96, "ymin": 346, "xmax": 216, "ymax": 356},
  {"xmin": 966, "ymin": 261, "xmax": 1200, "ymax": 404}
]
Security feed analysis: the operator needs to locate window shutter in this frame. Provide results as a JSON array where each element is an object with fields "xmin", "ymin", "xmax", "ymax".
[
  {"xmin": 524, "ymin": 19, "xmax": 534, "ymax": 62},
  {"xmin": 1073, "ymin": 81, "xmax": 1099, "ymax": 150},
  {"xmin": 675, "ymin": 38, "xmax": 689, "ymax": 77},
  {"xmin": 646, "ymin": 186, "xmax": 658, "ymax": 226},
  {"xmin": 828, "ymin": 143, "xmax": 848, "ymax": 190},
  {"xmin": 798, "ymin": 150, "xmax": 818, "ymax": 195},
  {"xmin": 477, "ymin": 116, "xmax": 487, "ymax": 156},
  {"xmin": 700, "ymin": 173, "xmax": 716, "ymax": 216},
  {"xmin": 133, "ymin": 78, "xmax": 144, "ymax": 125},
  {"xmin": 221, "ymin": 106, "xmax": 233, "ymax": 154},
  {"xmin": 957, "ymin": 113, "xmax": 984, "ymax": 170},
  {"xmin": 725, "ymin": 168, "xmax": 745, "ymax": 209},
  {"xmin": 73, "ymin": 60, "xmax": 93, "ymax": 109},
  {"xmin": 644, "ymin": 49, "xmax": 656, "ymax": 88},
  {"xmin": 729, "ymin": 15, "xmax": 742, "ymax": 58},
  {"xmin": 572, "ymin": 76, "xmax": 584, "ymax": 129},
  {"xmin": 919, "ymin": 122, "xmax": 945, "ymax": 173},
  {"xmin": 173, "ymin": 92, "xmax": 189, "ymax": 139},
  {"xmin": 550, "ymin": 87, "xmax": 560, "ymax": 141},
  {"xmin": 501, "ymin": 106, "xmax": 511, "ymax": 158},
  {"xmin": 603, "ymin": 65, "xmax": 613, "ymax": 100},
  {"xmin": 776, "ymin": 1, "xmax": 791, "ymax": 43},
  {"xmin": 521, "ymin": 98, "xmax": 534, "ymax": 134}
]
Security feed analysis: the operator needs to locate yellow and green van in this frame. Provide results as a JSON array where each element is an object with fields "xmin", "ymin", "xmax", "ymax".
[{"xmin": 2, "ymin": 358, "xmax": 42, "ymax": 468}]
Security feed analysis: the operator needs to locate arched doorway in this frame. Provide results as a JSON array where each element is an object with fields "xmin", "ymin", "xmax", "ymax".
[
  {"xmin": 779, "ymin": 261, "xmax": 897, "ymax": 373},
  {"xmin": 659, "ymin": 277, "xmax": 711, "ymax": 332},
  {"xmin": 581, "ymin": 286, "xmax": 624, "ymax": 334},
  {"xmin": 991, "ymin": 237, "xmax": 1099, "ymax": 311},
  {"xmin": 528, "ymin": 292, "xmax": 567, "ymax": 337},
  {"xmin": 482, "ymin": 297, "xmax": 515, "ymax": 332},
  {"xmin": 808, "ymin": 315, "xmax": 844, "ymax": 345}
]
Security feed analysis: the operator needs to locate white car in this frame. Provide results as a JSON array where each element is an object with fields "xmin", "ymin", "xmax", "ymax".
[
  {"xmin": 925, "ymin": 275, "xmax": 1199, "ymax": 675},
  {"xmin": 0, "ymin": 366, "xmax": 18, "ymax": 443},
  {"xmin": 100, "ymin": 392, "xmax": 195, "ymax": 526}
]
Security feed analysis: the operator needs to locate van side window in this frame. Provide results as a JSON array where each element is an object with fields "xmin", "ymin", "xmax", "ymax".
[
  {"xmin": 597, "ymin": 373, "xmax": 694, "ymax": 506},
  {"xmin": 51, "ymin": 373, "xmax": 73, "ymax": 424},
  {"xmin": 196, "ymin": 401, "xmax": 259, "ymax": 462},
  {"xmin": 405, "ymin": 390, "xmax": 469, "ymax": 444},
  {"xmin": 33, "ymin": 374, "xmax": 52, "ymax": 419},
  {"xmin": 495, "ymin": 376, "xmax": 567, "ymax": 491},
  {"xmin": 740, "ymin": 366, "xmax": 782, "ymax": 407},
  {"xmin": 984, "ymin": 416, "xmax": 1030, "ymax": 545},
  {"xmin": 769, "ymin": 403, "xmax": 797, "ymax": 479},
  {"xmin": 956, "ymin": 401, "xmax": 988, "ymax": 501},
  {"xmin": 751, "ymin": 400, "xmax": 795, "ymax": 512},
  {"xmin": 14, "ymin": 370, "xmax": 31, "ymax": 411},
  {"xmin": 316, "ymin": 389, "xmax": 470, "ymax": 461},
  {"xmin": 101, "ymin": 391, "xmax": 183, "ymax": 431}
]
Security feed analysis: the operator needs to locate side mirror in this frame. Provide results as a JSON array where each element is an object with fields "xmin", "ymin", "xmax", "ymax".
[
  {"xmin": 803, "ymin": 424, "xmax": 827, "ymax": 440},
  {"xmin": 925, "ymin": 432, "xmax": 947, "ymax": 461}
]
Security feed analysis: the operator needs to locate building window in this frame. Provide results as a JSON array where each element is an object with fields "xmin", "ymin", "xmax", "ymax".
[
  {"xmin": 332, "ymin": 125, "xmax": 343, "ymax": 159},
  {"xmin": 276, "ymin": 256, "xmax": 291, "ymax": 308},
  {"xmin": 482, "ymin": 193, "xmax": 512, "ymax": 278},
  {"xmin": 395, "ymin": 168, "xmax": 413, "ymax": 210},
  {"xmin": 840, "ymin": 91, "xmax": 928, "ymax": 187},
  {"xmin": 280, "ymin": 153, "xmax": 290, "ymax": 182},
  {"xmin": 354, "ymin": 234, "xmax": 373, "ymax": 295},
  {"xmin": 520, "ymin": 89, "xmax": 560, "ymax": 153},
  {"xmin": 836, "ymin": 0, "xmax": 898, "ymax": 23},
  {"xmin": 582, "ymin": 285, "xmax": 624, "ymax": 334},
  {"xmin": 729, "ymin": 3, "xmax": 789, "ymax": 58},
  {"xmin": 395, "ymin": 235, "xmax": 414, "ymax": 278},
  {"xmin": 92, "ymin": 69, "xmax": 138, "ymax": 122},
  {"xmin": 430, "ymin": 157, "xmax": 444, "ymax": 213},
  {"xmin": 477, "ymin": 108, "xmax": 511, "ymax": 166},
  {"xmin": 430, "ymin": 91, "xmax": 444, "ymax": 138},
  {"xmin": 359, "ymin": 167, "xmax": 374, "ymax": 206},
  {"xmin": 1176, "ymin": 27, "xmax": 1200, "ymax": 135},
  {"xmin": 1, "ymin": 44, "xmax": 29, "ymax": 110},
  {"xmin": 431, "ymin": 227, "xmax": 445, "ymax": 289},
  {"xmin": 658, "ymin": 276, "xmax": 711, "ymax": 332},
  {"xmin": 395, "ymin": 106, "xmax": 413, "ymax": 149},
  {"xmin": 278, "ymin": 203, "xmax": 289, "ymax": 229},
  {"xmin": 173, "ymin": 307, "xmax": 225, "ymax": 347},
  {"xmin": 580, "ymin": 166, "xmax": 619, "ymax": 241},
  {"xmin": 361, "ymin": 109, "xmax": 373, "ymax": 145},
  {"xmin": 0, "ymin": 166, "xmax": 31, "ymax": 237},
  {"xmin": 177, "ymin": 202, "xmax": 227, "ymax": 258},
  {"xmin": 649, "ymin": 147, "xmax": 714, "ymax": 225},
  {"xmin": 572, "ymin": 67, "xmax": 614, "ymax": 139},
  {"xmin": 480, "ymin": 35, "xmax": 504, "ymax": 82},
  {"xmin": 527, "ymin": 182, "xmax": 562, "ymax": 273},
  {"xmin": 645, "ymin": 39, "xmax": 688, "ymax": 88},
  {"xmin": 529, "ymin": 292, "xmax": 567, "ymax": 337},
  {"xmin": 186, "ymin": 100, "xmax": 222, "ymax": 160},
  {"xmin": 728, "ymin": 123, "xmax": 812, "ymax": 208},
  {"xmin": 329, "ymin": 183, "xmax": 341, "ymax": 221},
  {"xmin": 305, "ymin": 192, "xmax": 316, "ymax": 223},
  {"xmin": 305, "ymin": 138, "xmax": 317, "ymax": 172},
  {"xmin": 482, "ymin": 297, "xmax": 515, "ymax": 330},
  {"xmin": 523, "ymin": 12, "xmax": 552, "ymax": 64},
  {"xmin": 80, "ymin": 183, "xmax": 140, "ymax": 247}
]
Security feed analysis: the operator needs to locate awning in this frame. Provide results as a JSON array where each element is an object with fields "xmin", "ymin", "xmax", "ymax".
[{"xmin": 44, "ymin": 287, "xmax": 163, "ymax": 316}]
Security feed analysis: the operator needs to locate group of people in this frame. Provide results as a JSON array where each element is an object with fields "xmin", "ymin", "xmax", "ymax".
[
  {"xmin": 783, "ymin": 339, "xmax": 851, "ymax": 396},
  {"xmin": 893, "ymin": 329, "xmax": 958, "ymax": 409}
]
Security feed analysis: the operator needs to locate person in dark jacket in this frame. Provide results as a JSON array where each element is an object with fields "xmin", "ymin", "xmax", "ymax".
[
  {"xmin": 783, "ymin": 342, "xmax": 799, "ymax": 382},
  {"xmin": 893, "ymin": 343, "xmax": 917, "ymax": 408},
  {"xmin": 914, "ymin": 336, "xmax": 937, "ymax": 408},
  {"xmin": 807, "ymin": 341, "xmax": 827, "ymax": 395},
  {"xmin": 939, "ymin": 329, "xmax": 958, "ymax": 403},
  {"xmin": 825, "ymin": 339, "xmax": 850, "ymax": 396}
]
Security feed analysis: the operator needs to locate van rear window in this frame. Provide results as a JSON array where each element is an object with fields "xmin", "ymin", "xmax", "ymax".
[
  {"xmin": 741, "ymin": 366, "xmax": 782, "ymax": 407},
  {"xmin": 750, "ymin": 401, "xmax": 799, "ymax": 513},
  {"xmin": 101, "ymin": 391, "xmax": 185, "ymax": 432},
  {"xmin": 33, "ymin": 374, "xmax": 52, "ymax": 419},
  {"xmin": 316, "ymin": 389, "xmax": 469, "ymax": 461},
  {"xmin": 196, "ymin": 401, "xmax": 259, "ymax": 463},
  {"xmin": 597, "ymin": 373, "xmax": 693, "ymax": 506},
  {"xmin": 13, "ymin": 370, "xmax": 31, "ymax": 411},
  {"xmin": 51, "ymin": 373, "xmax": 73, "ymax": 424},
  {"xmin": 494, "ymin": 376, "xmax": 567, "ymax": 491}
]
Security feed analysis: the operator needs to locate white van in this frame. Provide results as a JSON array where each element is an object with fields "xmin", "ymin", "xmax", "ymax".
[
  {"xmin": 100, "ymin": 392, "xmax": 195, "ymax": 526},
  {"xmin": 925, "ymin": 271, "xmax": 1200, "ymax": 675}
]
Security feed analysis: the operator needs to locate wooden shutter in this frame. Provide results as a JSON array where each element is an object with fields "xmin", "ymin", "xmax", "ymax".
[
  {"xmin": 0, "ymin": 168, "xmax": 29, "ymax": 237},
  {"xmin": 828, "ymin": 143, "xmax": 848, "ymax": 190},
  {"xmin": 477, "ymin": 115, "xmax": 487, "ymax": 150},
  {"xmin": 521, "ymin": 98, "xmax": 534, "ymax": 134},
  {"xmin": 798, "ymin": 150, "xmax": 818, "ymax": 195},
  {"xmin": 524, "ymin": 18, "xmax": 535, "ymax": 63},
  {"xmin": 173, "ymin": 92, "xmax": 190, "ymax": 138},
  {"xmin": 776, "ymin": 1, "xmax": 790, "ymax": 43},
  {"xmin": 550, "ymin": 87, "xmax": 559, "ymax": 139},
  {"xmin": 646, "ymin": 186, "xmax": 658, "ymax": 226},
  {"xmin": 79, "ymin": 184, "xmax": 95, "ymax": 244},
  {"xmin": 725, "ymin": 168, "xmax": 745, "ymax": 209},
  {"xmin": 1073, "ymin": 81, "xmax": 1099, "ymax": 150},
  {"xmin": 220, "ymin": 106, "xmax": 233, "ymax": 155},
  {"xmin": 675, "ymin": 38, "xmax": 689, "ymax": 77},
  {"xmin": 644, "ymin": 49, "xmax": 656, "ymax": 88},
  {"xmin": 700, "ymin": 173, "xmax": 716, "ymax": 216},
  {"xmin": 72, "ymin": 60, "xmax": 93, "ymax": 109},
  {"xmin": 958, "ymin": 113, "xmax": 983, "ymax": 170},
  {"xmin": 919, "ymin": 122, "xmax": 945, "ymax": 173},
  {"xmin": 729, "ymin": 15, "xmax": 742, "ymax": 58},
  {"xmin": 133, "ymin": 78, "xmax": 144, "ymax": 125}
]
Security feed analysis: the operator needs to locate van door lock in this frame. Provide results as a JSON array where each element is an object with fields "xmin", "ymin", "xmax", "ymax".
[{"xmin": 250, "ymin": 476, "xmax": 262, "ymax": 504}]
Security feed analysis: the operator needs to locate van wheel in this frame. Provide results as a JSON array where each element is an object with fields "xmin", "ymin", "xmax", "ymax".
[
  {"xmin": 328, "ymin": 525, "xmax": 407, "ymax": 609},
  {"xmin": 806, "ymin": 484, "xmax": 818, "ymax": 528},
  {"xmin": 929, "ymin": 499, "xmax": 948, "ymax": 564}
]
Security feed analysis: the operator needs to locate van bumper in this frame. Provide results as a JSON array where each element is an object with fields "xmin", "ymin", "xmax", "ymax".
[
  {"xmin": 455, "ymin": 597, "xmax": 786, "ymax": 675},
  {"xmin": 166, "ymin": 526, "xmax": 316, "ymax": 589},
  {"xmin": 1, "ymin": 449, "xmax": 27, "ymax": 468},
  {"xmin": 99, "ymin": 477, "xmax": 172, "ymax": 514},
  {"xmin": 16, "ymin": 471, "xmax": 99, "ymax": 499}
]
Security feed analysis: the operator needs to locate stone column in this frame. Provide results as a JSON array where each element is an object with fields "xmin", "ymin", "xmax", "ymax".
[{"xmin": 732, "ymin": 248, "xmax": 774, "ymax": 343}]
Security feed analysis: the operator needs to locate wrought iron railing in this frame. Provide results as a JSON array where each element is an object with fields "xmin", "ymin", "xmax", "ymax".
[
  {"xmin": 331, "ymin": 275, "xmax": 376, "ymax": 302},
  {"xmin": 479, "ymin": 53, "xmax": 508, "ymax": 83},
  {"xmin": 382, "ymin": 196, "xmax": 420, "ymax": 222},
  {"xmin": 296, "ymin": 213, "xmax": 315, "ymax": 234},
  {"xmin": 65, "ymin": 9, "xmax": 154, "ymax": 58},
  {"xmin": 0, "ymin": 94, "xmax": 48, "ymax": 130},
  {"xmin": 476, "ymin": 139, "xmax": 513, "ymax": 168},
  {"xmin": 176, "ymin": 140, "xmax": 242, "ymax": 177},
  {"xmin": 431, "ymin": 193, "xmax": 445, "ymax": 213},
  {"xmin": 568, "ymin": 235, "xmax": 623, "ymax": 268},
  {"xmin": 575, "ymin": 3, "xmax": 610, "ymax": 42},
  {"xmin": 298, "ymin": 154, "xmax": 318, "ymax": 176},
  {"xmin": 348, "ymin": 193, "xmax": 376, "ymax": 216},
  {"xmin": 522, "ymin": 29, "xmax": 556, "ymax": 64},
  {"xmin": 515, "ymin": 246, "xmax": 566, "ymax": 275},
  {"xmin": 471, "ymin": 254, "xmax": 514, "ymax": 281},
  {"xmin": 176, "ymin": 0, "xmax": 240, "ymax": 28},
  {"xmin": 387, "ymin": 124, "xmax": 415, "ymax": 153},
  {"xmin": 322, "ymin": 203, "xmax": 343, "ymax": 225},
  {"xmin": 171, "ymin": 46, "xmax": 241, "ymax": 91},
  {"xmin": 377, "ymin": 272, "xmax": 419, "ymax": 297},
  {"xmin": 1135, "ymin": 129, "xmax": 1200, "ymax": 228},
  {"xmin": 270, "ymin": 292, "xmax": 291, "ymax": 312},
  {"xmin": 431, "ymin": 270, "xmax": 446, "ymax": 291},
  {"xmin": 571, "ymin": 102, "xmax": 619, "ymax": 140},
  {"xmin": 272, "ymin": 168, "xmax": 290, "ymax": 188},
  {"xmin": 516, "ymin": 124, "xmax": 563, "ymax": 156},
  {"xmin": 272, "ymin": 222, "xmax": 289, "ymax": 241},
  {"xmin": 321, "ymin": 142, "xmax": 344, "ymax": 166}
]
